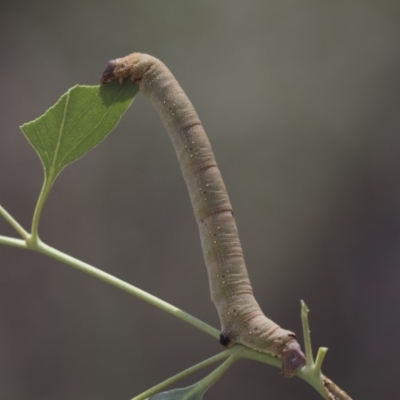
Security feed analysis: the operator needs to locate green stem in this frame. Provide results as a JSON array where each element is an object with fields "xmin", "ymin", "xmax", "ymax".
[
  {"xmin": 301, "ymin": 299, "xmax": 314, "ymax": 366},
  {"xmin": 30, "ymin": 178, "xmax": 52, "ymax": 243},
  {"xmin": 314, "ymin": 347, "xmax": 328, "ymax": 372},
  {"xmin": 0, "ymin": 204, "xmax": 29, "ymax": 239},
  {"xmin": 32, "ymin": 239, "xmax": 219, "ymax": 339},
  {"xmin": 297, "ymin": 368, "xmax": 328, "ymax": 399},
  {"xmin": 132, "ymin": 350, "xmax": 231, "ymax": 400},
  {"xmin": 233, "ymin": 344, "xmax": 281, "ymax": 369},
  {"xmin": 190, "ymin": 354, "xmax": 238, "ymax": 395},
  {"xmin": 297, "ymin": 300, "xmax": 329, "ymax": 399},
  {"xmin": 0, "ymin": 235, "xmax": 28, "ymax": 249},
  {"xmin": 0, "ymin": 201, "xmax": 340, "ymax": 399}
]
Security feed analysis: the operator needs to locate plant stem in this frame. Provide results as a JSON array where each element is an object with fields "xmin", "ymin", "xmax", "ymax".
[
  {"xmin": 297, "ymin": 300, "xmax": 329, "ymax": 399},
  {"xmin": 315, "ymin": 347, "xmax": 328, "ymax": 371},
  {"xmin": 32, "ymin": 239, "xmax": 219, "ymax": 339},
  {"xmin": 233, "ymin": 344, "xmax": 281, "ymax": 369},
  {"xmin": 0, "ymin": 204, "xmax": 29, "ymax": 239},
  {"xmin": 301, "ymin": 299, "xmax": 314, "ymax": 366},
  {"xmin": 132, "ymin": 350, "xmax": 231, "ymax": 400},
  {"xmin": 30, "ymin": 178, "xmax": 52, "ymax": 243},
  {"xmin": 0, "ymin": 235, "xmax": 27, "ymax": 249},
  {"xmin": 190, "ymin": 354, "xmax": 238, "ymax": 395},
  {"xmin": 0, "ymin": 205, "xmax": 349, "ymax": 399}
]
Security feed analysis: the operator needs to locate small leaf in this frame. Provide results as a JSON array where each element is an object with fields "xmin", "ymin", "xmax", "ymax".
[
  {"xmin": 148, "ymin": 383, "xmax": 206, "ymax": 400},
  {"xmin": 20, "ymin": 81, "xmax": 138, "ymax": 185}
]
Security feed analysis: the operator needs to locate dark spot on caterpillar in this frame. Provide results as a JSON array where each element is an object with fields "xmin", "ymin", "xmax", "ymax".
[
  {"xmin": 219, "ymin": 332, "xmax": 232, "ymax": 346},
  {"xmin": 221, "ymin": 274, "xmax": 226, "ymax": 278},
  {"xmin": 100, "ymin": 60, "xmax": 117, "ymax": 84}
]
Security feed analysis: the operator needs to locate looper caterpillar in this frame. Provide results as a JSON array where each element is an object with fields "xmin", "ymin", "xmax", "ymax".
[{"xmin": 100, "ymin": 53, "xmax": 306, "ymax": 377}]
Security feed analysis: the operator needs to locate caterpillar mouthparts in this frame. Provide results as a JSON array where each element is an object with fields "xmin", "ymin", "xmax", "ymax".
[{"xmin": 100, "ymin": 60, "xmax": 117, "ymax": 84}]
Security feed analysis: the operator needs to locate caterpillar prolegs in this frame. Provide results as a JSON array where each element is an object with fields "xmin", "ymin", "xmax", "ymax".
[{"xmin": 100, "ymin": 53, "xmax": 306, "ymax": 377}]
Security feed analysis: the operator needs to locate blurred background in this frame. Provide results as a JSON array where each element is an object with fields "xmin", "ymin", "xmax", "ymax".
[{"xmin": 1, "ymin": 1, "xmax": 400, "ymax": 399}]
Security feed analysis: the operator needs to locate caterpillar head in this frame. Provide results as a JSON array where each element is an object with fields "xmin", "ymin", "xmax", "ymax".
[
  {"xmin": 100, "ymin": 60, "xmax": 117, "ymax": 84},
  {"xmin": 101, "ymin": 56, "xmax": 139, "ymax": 85}
]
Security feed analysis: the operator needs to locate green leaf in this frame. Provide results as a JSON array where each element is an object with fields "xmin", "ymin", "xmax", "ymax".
[
  {"xmin": 20, "ymin": 81, "xmax": 138, "ymax": 185},
  {"xmin": 148, "ymin": 383, "xmax": 206, "ymax": 400}
]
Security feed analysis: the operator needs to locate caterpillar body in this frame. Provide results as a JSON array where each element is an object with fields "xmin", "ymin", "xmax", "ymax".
[{"xmin": 100, "ymin": 53, "xmax": 305, "ymax": 377}]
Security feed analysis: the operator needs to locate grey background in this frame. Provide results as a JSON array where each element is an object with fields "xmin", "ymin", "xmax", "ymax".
[{"xmin": 1, "ymin": 1, "xmax": 400, "ymax": 399}]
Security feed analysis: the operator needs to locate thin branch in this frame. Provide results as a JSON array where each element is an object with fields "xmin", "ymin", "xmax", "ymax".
[
  {"xmin": 28, "ymin": 238, "xmax": 351, "ymax": 399},
  {"xmin": 301, "ymin": 299, "xmax": 314, "ymax": 366},
  {"xmin": 0, "ymin": 204, "xmax": 29, "ymax": 239},
  {"xmin": 30, "ymin": 179, "xmax": 51, "ymax": 243},
  {"xmin": 297, "ymin": 301, "xmax": 352, "ymax": 400},
  {"xmin": 191, "ymin": 355, "xmax": 238, "ymax": 394},
  {"xmin": 0, "ymin": 235, "xmax": 27, "ymax": 249},
  {"xmin": 132, "ymin": 350, "xmax": 231, "ymax": 400},
  {"xmin": 315, "ymin": 347, "xmax": 328, "ymax": 372},
  {"xmin": 32, "ymin": 239, "xmax": 219, "ymax": 340},
  {"xmin": 234, "ymin": 344, "xmax": 281, "ymax": 369}
]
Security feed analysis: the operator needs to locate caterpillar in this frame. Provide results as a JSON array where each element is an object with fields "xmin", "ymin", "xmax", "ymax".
[{"xmin": 100, "ymin": 53, "xmax": 306, "ymax": 377}]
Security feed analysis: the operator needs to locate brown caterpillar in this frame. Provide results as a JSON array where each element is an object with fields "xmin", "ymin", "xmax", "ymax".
[{"xmin": 100, "ymin": 53, "xmax": 306, "ymax": 377}]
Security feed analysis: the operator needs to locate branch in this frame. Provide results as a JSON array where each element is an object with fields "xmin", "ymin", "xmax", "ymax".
[
  {"xmin": 132, "ymin": 350, "xmax": 231, "ymax": 400},
  {"xmin": 0, "ymin": 204, "xmax": 351, "ymax": 399},
  {"xmin": 298, "ymin": 301, "xmax": 353, "ymax": 400},
  {"xmin": 31, "ymin": 239, "xmax": 219, "ymax": 340},
  {"xmin": 0, "ymin": 235, "xmax": 27, "ymax": 249},
  {"xmin": 0, "ymin": 204, "xmax": 29, "ymax": 239}
]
